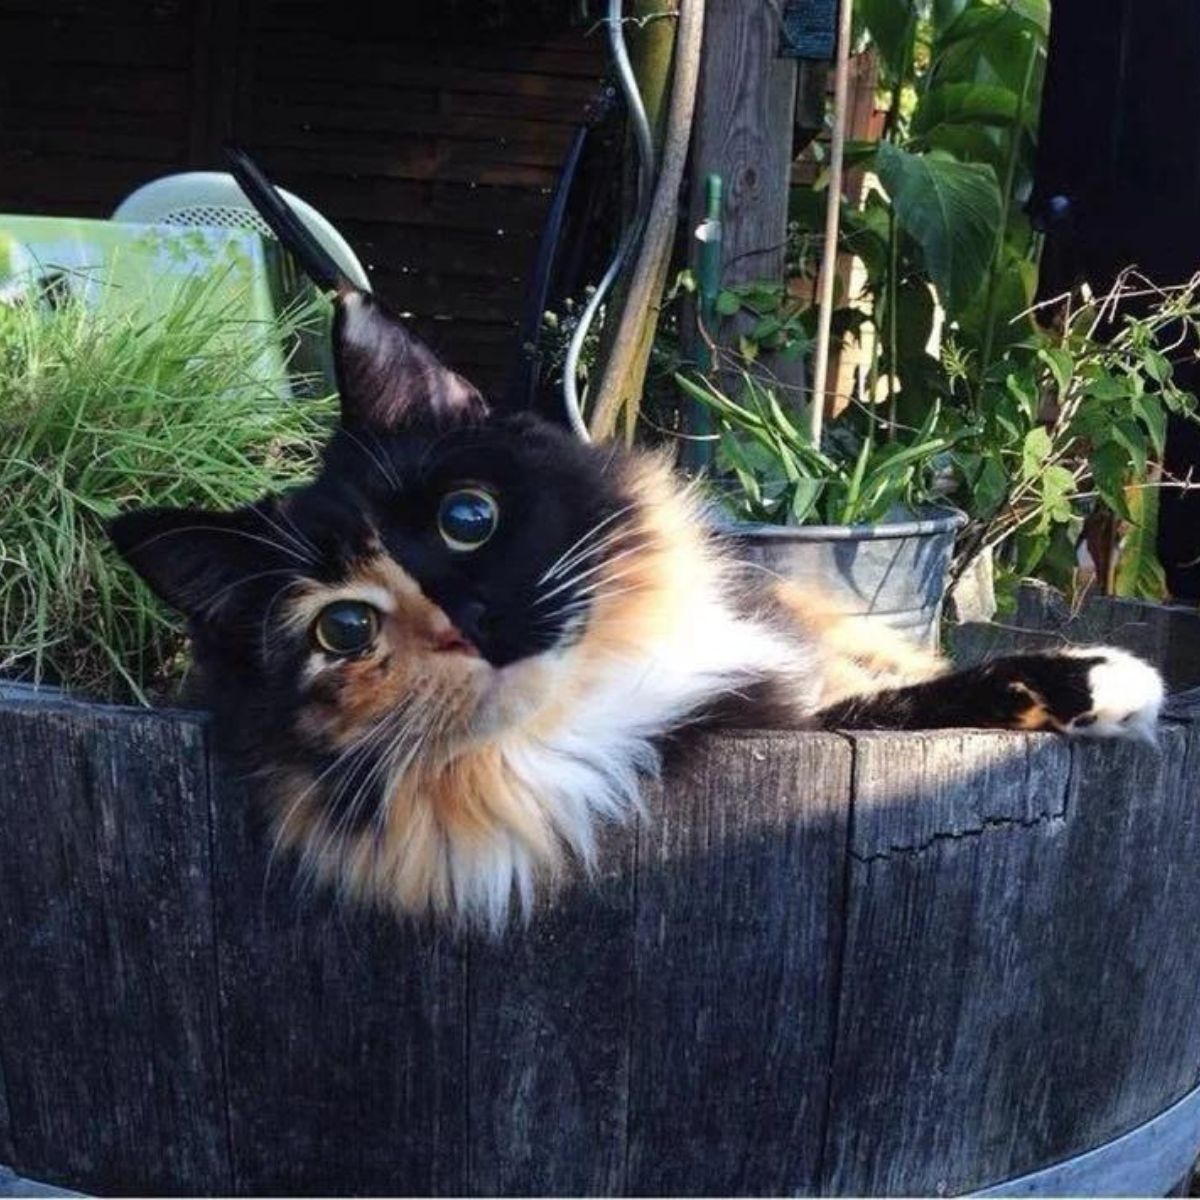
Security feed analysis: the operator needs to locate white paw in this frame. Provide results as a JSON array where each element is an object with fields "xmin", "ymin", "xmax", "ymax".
[{"xmin": 1063, "ymin": 646, "xmax": 1164, "ymax": 743}]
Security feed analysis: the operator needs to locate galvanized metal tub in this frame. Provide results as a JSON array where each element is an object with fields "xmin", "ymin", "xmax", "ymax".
[{"xmin": 724, "ymin": 506, "xmax": 967, "ymax": 648}]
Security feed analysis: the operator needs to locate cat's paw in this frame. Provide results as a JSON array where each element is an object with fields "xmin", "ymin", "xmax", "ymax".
[
  {"xmin": 1056, "ymin": 646, "xmax": 1164, "ymax": 742},
  {"xmin": 1001, "ymin": 646, "xmax": 1164, "ymax": 742}
]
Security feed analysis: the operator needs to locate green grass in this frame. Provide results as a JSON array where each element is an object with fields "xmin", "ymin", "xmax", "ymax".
[{"xmin": 0, "ymin": 271, "xmax": 335, "ymax": 704}]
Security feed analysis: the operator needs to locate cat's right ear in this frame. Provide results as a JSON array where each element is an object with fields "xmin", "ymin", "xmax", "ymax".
[
  {"xmin": 108, "ymin": 503, "xmax": 297, "ymax": 625},
  {"xmin": 333, "ymin": 289, "xmax": 488, "ymax": 432}
]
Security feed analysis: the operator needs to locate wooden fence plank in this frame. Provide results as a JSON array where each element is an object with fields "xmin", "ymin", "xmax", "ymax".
[
  {"xmin": 0, "ymin": 701, "xmax": 231, "ymax": 1196},
  {"xmin": 366, "ymin": 268, "xmax": 524, "ymax": 326},
  {"xmin": 258, "ymin": 144, "xmax": 560, "ymax": 190},
  {"xmin": 466, "ymin": 827, "xmax": 635, "ymax": 1195},
  {"xmin": 248, "ymin": 32, "xmax": 604, "ymax": 78},
  {"xmin": 0, "ymin": 13, "xmax": 190, "ymax": 67},
  {"xmin": 266, "ymin": 173, "xmax": 551, "ymax": 234},
  {"xmin": 249, "ymin": 99, "xmax": 580, "ymax": 154},
  {"xmin": 0, "ymin": 1051, "xmax": 12, "ymax": 1167},
  {"xmin": 209, "ymin": 772, "xmax": 469, "ymax": 1196},
  {"xmin": 254, "ymin": 55, "xmax": 600, "ymax": 103},
  {"xmin": 822, "ymin": 726, "xmax": 1200, "ymax": 1195},
  {"xmin": 336, "ymin": 220, "xmax": 536, "ymax": 281},
  {"xmin": 626, "ymin": 732, "xmax": 852, "ymax": 1195},
  {"xmin": 3, "ymin": 66, "xmax": 190, "ymax": 115},
  {"xmin": 687, "ymin": 0, "xmax": 798, "ymax": 289}
]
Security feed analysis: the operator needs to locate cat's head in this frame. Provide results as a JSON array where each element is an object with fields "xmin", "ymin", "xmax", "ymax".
[{"xmin": 109, "ymin": 290, "xmax": 688, "ymax": 924}]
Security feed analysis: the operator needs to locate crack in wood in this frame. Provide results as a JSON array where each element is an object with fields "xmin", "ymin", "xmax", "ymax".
[{"xmin": 848, "ymin": 804, "xmax": 1070, "ymax": 863}]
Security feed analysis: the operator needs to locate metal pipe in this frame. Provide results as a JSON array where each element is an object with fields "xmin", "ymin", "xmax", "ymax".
[{"xmin": 562, "ymin": 0, "xmax": 658, "ymax": 441}]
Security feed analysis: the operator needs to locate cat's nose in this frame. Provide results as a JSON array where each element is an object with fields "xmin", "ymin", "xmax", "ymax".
[
  {"xmin": 452, "ymin": 600, "xmax": 488, "ymax": 644},
  {"xmin": 430, "ymin": 625, "xmax": 477, "ymax": 655}
]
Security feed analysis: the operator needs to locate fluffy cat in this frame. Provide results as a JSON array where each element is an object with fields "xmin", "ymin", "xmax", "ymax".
[{"xmin": 110, "ymin": 290, "xmax": 1164, "ymax": 929}]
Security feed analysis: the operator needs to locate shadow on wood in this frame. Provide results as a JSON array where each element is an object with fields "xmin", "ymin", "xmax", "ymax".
[{"xmin": 1, "ymin": 621, "xmax": 1199, "ymax": 1194}]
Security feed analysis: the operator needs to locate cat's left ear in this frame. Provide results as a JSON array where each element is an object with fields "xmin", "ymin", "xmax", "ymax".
[
  {"xmin": 333, "ymin": 289, "xmax": 488, "ymax": 432},
  {"xmin": 108, "ymin": 502, "xmax": 295, "ymax": 626}
]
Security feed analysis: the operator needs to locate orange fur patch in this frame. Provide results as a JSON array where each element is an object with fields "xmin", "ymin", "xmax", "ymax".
[{"xmin": 772, "ymin": 581, "xmax": 947, "ymax": 707}]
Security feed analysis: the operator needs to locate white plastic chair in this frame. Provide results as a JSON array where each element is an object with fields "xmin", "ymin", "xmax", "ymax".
[{"xmin": 112, "ymin": 171, "xmax": 372, "ymax": 291}]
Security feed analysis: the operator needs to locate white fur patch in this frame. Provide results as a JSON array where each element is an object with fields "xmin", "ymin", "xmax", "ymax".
[
  {"xmin": 449, "ymin": 597, "xmax": 813, "ymax": 929},
  {"xmin": 1063, "ymin": 646, "xmax": 1164, "ymax": 743}
]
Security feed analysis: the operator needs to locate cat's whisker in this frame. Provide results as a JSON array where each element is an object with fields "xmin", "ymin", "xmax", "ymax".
[
  {"xmin": 203, "ymin": 567, "xmax": 298, "ymax": 612},
  {"xmin": 274, "ymin": 504, "xmax": 321, "ymax": 557},
  {"xmin": 333, "ymin": 703, "xmax": 427, "ymax": 849},
  {"xmin": 126, "ymin": 523, "xmax": 310, "ymax": 565},
  {"xmin": 341, "ymin": 428, "xmax": 401, "ymax": 491},
  {"xmin": 259, "ymin": 577, "xmax": 305, "ymax": 663},
  {"xmin": 254, "ymin": 506, "xmax": 319, "ymax": 563},
  {"xmin": 540, "ymin": 524, "xmax": 645, "ymax": 592},
  {"xmin": 324, "ymin": 703, "xmax": 422, "ymax": 845},
  {"xmin": 266, "ymin": 703, "xmax": 403, "ymax": 875},
  {"xmin": 534, "ymin": 543, "xmax": 650, "ymax": 608},
  {"xmin": 371, "ymin": 718, "xmax": 433, "ymax": 840},
  {"xmin": 537, "ymin": 503, "xmax": 639, "ymax": 586},
  {"xmin": 540, "ymin": 582, "xmax": 648, "ymax": 623}
]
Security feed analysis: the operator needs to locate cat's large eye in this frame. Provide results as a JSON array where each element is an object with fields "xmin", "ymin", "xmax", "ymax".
[
  {"xmin": 313, "ymin": 601, "xmax": 379, "ymax": 656},
  {"xmin": 438, "ymin": 487, "xmax": 499, "ymax": 551}
]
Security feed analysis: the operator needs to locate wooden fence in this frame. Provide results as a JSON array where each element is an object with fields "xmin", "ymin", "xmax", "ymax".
[
  {"xmin": 2, "ymin": 605, "xmax": 1200, "ymax": 1195},
  {"xmin": 0, "ymin": 0, "xmax": 605, "ymax": 392}
]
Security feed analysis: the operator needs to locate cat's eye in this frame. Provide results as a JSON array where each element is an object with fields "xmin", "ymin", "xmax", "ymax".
[
  {"xmin": 313, "ymin": 601, "xmax": 379, "ymax": 656},
  {"xmin": 438, "ymin": 487, "xmax": 499, "ymax": 551}
]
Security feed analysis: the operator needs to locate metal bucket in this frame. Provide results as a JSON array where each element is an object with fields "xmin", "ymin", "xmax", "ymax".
[{"xmin": 725, "ymin": 506, "xmax": 967, "ymax": 648}]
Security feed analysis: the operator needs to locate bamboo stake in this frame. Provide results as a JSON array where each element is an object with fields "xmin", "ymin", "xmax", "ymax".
[
  {"xmin": 588, "ymin": 0, "xmax": 706, "ymax": 443},
  {"xmin": 809, "ymin": 0, "xmax": 854, "ymax": 444}
]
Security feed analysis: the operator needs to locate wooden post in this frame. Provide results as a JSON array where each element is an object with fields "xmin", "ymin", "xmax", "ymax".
[
  {"xmin": 687, "ymin": 1, "xmax": 798, "ymax": 297},
  {"xmin": 684, "ymin": 1, "xmax": 799, "ymax": 388}
]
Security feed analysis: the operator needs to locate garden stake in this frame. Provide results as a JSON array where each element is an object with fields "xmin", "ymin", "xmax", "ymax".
[{"xmin": 809, "ymin": 0, "xmax": 853, "ymax": 445}]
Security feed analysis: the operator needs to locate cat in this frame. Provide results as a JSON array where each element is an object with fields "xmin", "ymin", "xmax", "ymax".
[{"xmin": 109, "ymin": 289, "xmax": 1164, "ymax": 930}]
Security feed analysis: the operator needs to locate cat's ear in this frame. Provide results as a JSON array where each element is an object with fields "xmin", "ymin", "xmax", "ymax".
[
  {"xmin": 333, "ymin": 289, "xmax": 488, "ymax": 432},
  {"xmin": 108, "ymin": 503, "xmax": 297, "ymax": 624}
]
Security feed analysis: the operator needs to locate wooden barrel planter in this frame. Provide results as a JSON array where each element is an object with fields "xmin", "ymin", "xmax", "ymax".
[{"xmin": 2, "ymin": 597, "xmax": 1200, "ymax": 1197}]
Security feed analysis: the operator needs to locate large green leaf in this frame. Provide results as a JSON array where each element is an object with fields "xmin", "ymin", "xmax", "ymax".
[
  {"xmin": 876, "ymin": 141, "xmax": 1002, "ymax": 311},
  {"xmin": 932, "ymin": 0, "xmax": 970, "ymax": 37},
  {"xmin": 857, "ymin": 0, "xmax": 918, "ymax": 80},
  {"xmin": 956, "ymin": 245, "xmax": 1037, "ymax": 354},
  {"xmin": 1114, "ymin": 485, "xmax": 1169, "ymax": 601},
  {"xmin": 913, "ymin": 83, "xmax": 1021, "ymax": 139},
  {"xmin": 934, "ymin": 6, "xmax": 1045, "ymax": 93}
]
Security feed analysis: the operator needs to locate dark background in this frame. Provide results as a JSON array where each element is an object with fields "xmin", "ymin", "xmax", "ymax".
[
  {"xmin": 1033, "ymin": 0, "xmax": 1200, "ymax": 598},
  {"xmin": 0, "ymin": 0, "xmax": 605, "ymax": 394}
]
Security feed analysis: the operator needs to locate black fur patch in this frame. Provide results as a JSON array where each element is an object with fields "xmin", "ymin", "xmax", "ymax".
[{"xmin": 814, "ymin": 652, "xmax": 1103, "ymax": 732}]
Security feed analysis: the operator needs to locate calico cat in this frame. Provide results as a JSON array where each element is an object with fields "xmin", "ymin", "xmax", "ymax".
[{"xmin": 109, "ymin": 290, "xmax": 1164, "ymax": 929}]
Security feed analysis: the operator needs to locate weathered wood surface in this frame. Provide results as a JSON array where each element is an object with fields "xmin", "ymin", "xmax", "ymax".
[
  {"xmin": 625, "ymin": 734, "xmax": 850, "ymax": 1195},
  {"xmin": 687, "ymin": 0, "xmax": 797, "ymax": 292},
  {"xmin": 0, "ymin": 699, "xmax": 231, "ymax": 1196},
  {"xmin": 952, "ymin": 583, "xmax": 1200, "ymax": 692},
  {"xmin": 822, "ymin": 725, "xmax": 1200, "ymax": 1195},
  {"xmin": 1, "ymin": 604, "xmax": 1200, "ymax": 1195}
]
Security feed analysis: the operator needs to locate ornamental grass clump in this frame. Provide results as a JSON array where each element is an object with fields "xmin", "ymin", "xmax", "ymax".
[{"xmin": 0, "ymin": 273, "xmax": 334, "ymax": 703}]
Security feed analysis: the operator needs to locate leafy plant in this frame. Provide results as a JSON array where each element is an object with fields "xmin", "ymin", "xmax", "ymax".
[
  {"xmin": 790, "ymin": 0, "xmax": 1049, "ymax": 416},
  {"xmin": 946, "ymin": 272, "xmax": 1200, "ymax": 603},
  {"xmin": 710, "ymin": 280, "xmax": 813, "ymax": 363},
  {"xmin": 680, "ymin": 0, "xmax": 1198, "ymax": 610},
  {"xmin": 677, "ymin": 369, "xmax": 970, "ymax": 526},
  {"xmin": 0, "ymin": 272, "xmax": 334, "ymax": 703}
]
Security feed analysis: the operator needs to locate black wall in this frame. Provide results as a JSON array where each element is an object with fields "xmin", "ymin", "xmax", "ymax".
[{"xmin": 1033, "ymin": 0, "xmax": 1200, "ymax": 598}]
